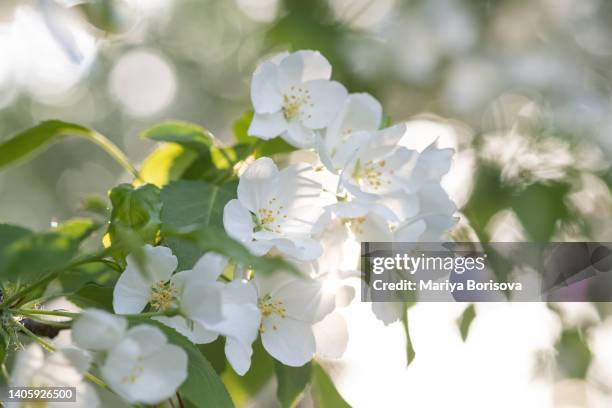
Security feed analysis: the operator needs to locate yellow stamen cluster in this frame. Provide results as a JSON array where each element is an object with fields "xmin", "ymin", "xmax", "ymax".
[
  {"xmin": 342, "ymin": 128, "xmax": 352, "ymax": 141},
  {"xmin": 258, "ymin": 294, "xmax": 286, "ymax": 333},
  {"xmin": 343, "ymin": 216, "xmax": 367, "ymax": 235},
  {"xmin": 362, "ymin": 159, "xmax": 389, "ymax": 190},
  {"xmin": 256, "ymin": 198, "xmax": 286, "ymax": 233},
  {"xmin": 149, "ymin": 281, "xmax": 178, "ymax": 311},
  {"xmin": 282, "ymin": 86, "xmax": 313, "ymax": 120},
  {"xmin": 122, "ymin": 359, "xmax": 144, "ymax": 384}
]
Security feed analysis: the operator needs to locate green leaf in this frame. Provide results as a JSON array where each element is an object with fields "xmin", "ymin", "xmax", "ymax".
[
  {"xmin": 511, "ymin": 182, "xmax": 570, "ymax": 242},
  {"xmin": 256, "ymin": 137, "xmax": 296, "ymax": 158},
  {"xmin": 106, "ymin": 183, "xmax": 161, "ymax": 263},
  {"xmin": 556, "ymin": 329, "xmax": 592, "ymax": 379},
  {"xmin": 161, "ymin": 180, "xmax": 235, "ymax": 230},
  {"xmin": 199, "ymin": 338, "xmax": 227, "ymax": 375},
  {"xmin": 457, "ymin": 304, "xmax": 476, "ymax": 341},
  {"xmin": 166, "ymin": 226, "xmax": 298, "ymax": 275},
  {"xmin": 462, "ymin": 164, "xmax": 511, "ymax": 242},
  {"xmin": 0, "ymin": 120, "xmax": 137, "ymax": 177},
  {"xmin": 160, "ymin": 180, "xmax": 236, "ymax": 269},
  {"xmin": 274, "ymin": 361, "xmax": 312, "ymax": 408},
  {"xmin": 0, "ymin": 224, "xmax": 32, "ymax": 254},
  {"xmin": 233, "ymin": 111, "xmax": 258, "ymax": 144},
  {"xmin": 142, "ymin": 121, "xmax": 242, "ymax": 184},
  {"xmin": 311, "ymin": 362, "xmax": 351, "ymax": 408},
  {"xmin": 221, "ymin": 339, "xmax": 275, "ymax": 406},
  {"xmin": 401, "ymin": 302, "xmax": 416, "ymax": 366},
  {"xmin": 139, "ymin": 144, "xmax": 198, "ymax": 188},
  {"xmin": 140, "ymin": 121, "xmax": 214, "ymax": 154},
  {"xmin": 67, "ymin": 283, "xmax": 114, "ymax": 311},
  {"xmin": 130, "ymin": 318, "xmax": 234, "ymax": 408},
  {"xmin": 0, "ymin": 219, "xmax": 96, "ymax": 282}
]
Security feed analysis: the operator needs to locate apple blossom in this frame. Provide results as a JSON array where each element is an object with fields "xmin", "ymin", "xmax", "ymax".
[
  {"xmin": 252, "ymin": 273, "xmax": 336, "ymax": 366},
  {"xmin": 318, "ymin": 92, "xmax": 383, "ymax": 172},
  {"xmin": 223, "ymin": 157, "xmax": 331, "ymax": 261},
  {"xmin": 112, "ymin": 244, "xmax": 180, "ymax": 314},
  {"xmin": 8, "ymin": 343, "xmax": 99, "ymax": 408},
  {"xmin": 153, "ymin": 252, "xmax": 260, "ymax": 362},
  {"xmin": 100, "ymin": 324, "xmax": 188, "ymax": 405},
  {"xmin": 112, "ymin": 245, "xmax": 224, "ymax": 335},
  {"xmin": 204, "ymin": 277, "xmax": 261, "ymax": 375},
  {"xmin": 248, "ymin": 50, "xmax": 348, "ymax": 148}
]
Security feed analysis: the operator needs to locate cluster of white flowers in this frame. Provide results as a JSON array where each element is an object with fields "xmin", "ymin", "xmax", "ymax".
[
  {"xmin": 72, "ymin": 308, "xmax": 188, "ymax": 405},
  {"xmin": 23, "ymin": 50, "xmax": 456, "ymax": 402},
  {"xmin": 228, "ymin": 50, "xmax": 458, "ymax": 325},
  {"xmin": 111, "ymin": 244, "xmax": 340, "ymax": 372}
]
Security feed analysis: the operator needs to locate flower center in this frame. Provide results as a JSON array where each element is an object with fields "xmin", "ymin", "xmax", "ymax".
[
  {"xmin": 122, "ymin": 356, "xmax": 144, "ymax": 384},
  {"xmin": 253, "ymin": 198, "xmax": 287, "ymax": 233},
  {"xmin": 149, "ymin": 281, "xmax": 178, "ymax": 311},
  {"xmin": 282, "ymin": 86, "xmax": 313, "ymax": 120},
  {"xmin": 352, "ymin": 159, "xmax": 389, "ymax": 190},
  {"xmin": 342, "ymin": 216, "xmax": 367, "ymax": 235},
  {"xmin": 258, "ymin": 294, "xmax": 286, "ymax": 333}
]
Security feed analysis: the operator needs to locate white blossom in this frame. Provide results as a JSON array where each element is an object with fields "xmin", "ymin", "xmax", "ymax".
[
  {"xmin": 224, "ymin": 157, "xmax": 331, "ymax": 261},
  {"xmin": 248, "ymin": 50, "xmax": 348, "ymax": 148},
  {"xmin": 112, "ymin": 246, "xmax": 223, "ymax": 334},
  {"xmin": 204, "ymin": 276, "xmax": 261, "ymax": 375},
  {"xmin": 8, "ymin": 344, "xmax": 99, "ymax": 408},
  {"xmin": 72, "ymin": 309, "xmax": 188, "ymax": 404},
  {"xmin": 100, "ymin": 324, "xmax": 188, "ymax": 405},
  {"xmin": 72, "ymin": 308, "xmax": 127, "ymax": 351},
  {"xmin": 252, "ymin": 273, "xmax": 336, "ymax": 366},
  {"xmin": 317, "ymin": 92, "xmax": 382, "ymax": 172},
  {"xmin": 112, "ymin": 244, "xmax": 179, "ymax": 314}
]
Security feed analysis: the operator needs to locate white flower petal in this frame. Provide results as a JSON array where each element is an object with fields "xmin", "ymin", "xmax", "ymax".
[
  {"xmin": 326, "ymin": 93, "xmax": 382, "ymax": 144},
  {"xmin": 192, "ymin": 252, "xmax": 229, "ymax": 283},
  {"xmin": 273, "ymin": 236, "xmax": 323, "ymax": 261},
  {"xmin": 225, "ymin": 338, "xmax": 253, "ymax": 376},
  {"xmin": 72, "ymin": 309, "xmax": 127, "ymax": 351},
  {"xmin": 273, "ymin": 279, "xmax": 335, "ymax": 323},
  {"xmin": 313, "ymin": 311, "xmax": 348, "ymax": 359},
  {"xmin": 113, "ymin": 264, "xmax": 150, "ymax": 314},
  {"xmin": 123, "ymin": 325, "xmax": 167, "ymax": 356},
  {"xmin": 261, "ymin": 315, "xmax": 315, "ymax": 366},
  {"xmin": 246, "ymin": 239, "xmax": 275, "ymax": 256},
  {"xmin": 207, "ymin": 280, "xmax": 260, "ymax": 345},
  {"xmin": 371, "ymin": 301, "xmax": 404, "ymax": 325},
  {"xmin": 182, "ymin": 282, "xmax": 223, "ymax": 326},
  {"xmin": 277, "ymin": 50, "xmax": 332, "ymax": 90},
  {"xmin": 10, "ymin": 344, "xmax": 45, "ymax": 386},
  {"xmin": 153, "ymin": 315, "xmax": 218, "ymax": 344},
  {"xmin": 140, "ymin": 245, "xmax": 178, "ymax": 282},
  {"xmin": 412, "ymin": 143, "xmax": 454, "ymax": 183},
  {"xmin": 57, "ymin": 348, "xmax": 92, "ymax": 376},
  {"xmin": 223, "ymin": 199, "xmax": 255, "ymax": 243},
  {"xmin": 101, "ymin": 325, "xmax": 187, "ymax": 405},
  {"xmin": 40, "ymin": 349, "xmax": 87, "ymax": 386},
  {"xmin": 251, "ymin": 60, "xmax": 282, "ymax": 114},
  {"xmin": 248, "ymin": 112, "xmax": 287, "ymax": 139},
  {"xmin": 393, "ymin": 219, "xmax": 427, "ymax": 242},
  {"xmin": 332, "ymin": 130, "xmax": 372, "ymax": 171},
  {"xmin": 237, "ymin": 157, "xmax": 279, "ymax": 213},
  {"xmin": 301, "ymin": 80, "xmax": 347, "ymax": 129},
  {"xmin": 284, "ymin": 119, "xmax": 316, "ymax": 148}
]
